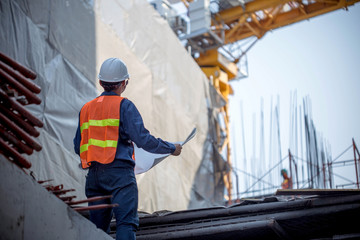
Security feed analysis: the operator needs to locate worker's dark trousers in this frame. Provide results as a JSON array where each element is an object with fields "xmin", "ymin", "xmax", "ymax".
[{"xmin": 85, "ymin": 160, "xmax": 139, "ymax": 240}]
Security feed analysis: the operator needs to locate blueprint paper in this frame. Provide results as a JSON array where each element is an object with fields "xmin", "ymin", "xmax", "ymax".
[{"xmin": 135, "ymin": 128, "xmax": 196, "ymax": 174}]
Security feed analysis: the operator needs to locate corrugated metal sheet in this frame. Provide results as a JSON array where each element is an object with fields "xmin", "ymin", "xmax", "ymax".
[{"xmin": 127, "ymin": 190, "xmax": 360, "ymax": 239}]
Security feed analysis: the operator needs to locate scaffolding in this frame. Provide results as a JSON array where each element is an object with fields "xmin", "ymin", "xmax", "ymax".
[{"xmin": 229, "ymin": 94, "xmax": 360, "ymax": 202}]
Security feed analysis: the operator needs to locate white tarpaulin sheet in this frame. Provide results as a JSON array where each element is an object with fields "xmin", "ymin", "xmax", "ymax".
[{"xmin": 0, "ymin": 0, "xmax": 218, "ymax": 213}]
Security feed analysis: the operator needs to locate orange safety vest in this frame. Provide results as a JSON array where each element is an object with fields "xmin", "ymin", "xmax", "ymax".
[
  {"xmin": 79, "ymin": 95, "xmax": 124, "ymax": 169},
  {"xmin": 281, "ymin": 178, "xmax": 293, "ymax": 189}
]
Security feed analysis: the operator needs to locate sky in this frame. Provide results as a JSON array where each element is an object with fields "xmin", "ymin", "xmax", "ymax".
[{"xmin": 228, "ymin": 3, "xmax": 360, "ymax": 196}]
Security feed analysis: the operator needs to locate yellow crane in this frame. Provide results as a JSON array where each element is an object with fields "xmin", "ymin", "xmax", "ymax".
[{"xmin": 182, "ymin": 0, "xmax": 360, "ymax": 203}]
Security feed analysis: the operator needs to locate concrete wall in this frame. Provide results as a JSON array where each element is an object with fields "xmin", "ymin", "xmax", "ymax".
[{"xmin": 0, "ymin": 156, "xmax": 112, "ymax": 240}]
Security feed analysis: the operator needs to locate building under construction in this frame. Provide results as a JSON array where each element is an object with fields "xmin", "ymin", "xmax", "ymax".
[{"xmin": 1, "ymin": 0, "xmax": 360, "ymax": 239}]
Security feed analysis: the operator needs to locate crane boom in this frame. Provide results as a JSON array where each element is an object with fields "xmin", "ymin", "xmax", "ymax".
[{"xmin": 215, "ymin": 0, "xmax": 360, "ymax": 44}]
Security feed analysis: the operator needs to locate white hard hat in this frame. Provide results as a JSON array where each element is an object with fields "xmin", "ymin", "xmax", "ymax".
[{"xmin": 98, "ymin": 58, "xmax": 129, "ymax": 82}]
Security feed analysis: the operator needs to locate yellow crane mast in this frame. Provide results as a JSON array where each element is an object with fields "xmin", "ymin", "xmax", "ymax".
[{"xmin": 186, "ymin": 0, "xmax": 359, "ymax": 203}]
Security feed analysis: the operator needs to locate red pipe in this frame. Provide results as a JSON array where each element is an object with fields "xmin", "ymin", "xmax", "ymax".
[
  {"xmin": 0, "ymin": 88, "xmax": 43, "ymax": 128},
  {"xmin": 0, "ymin": 127, "xmax": 33, "ymax": 154},
  {"xmin": 45, "ymin": 184, "xmax": 63, "ymax": 191},
  {"xmin": 0, "ymin": 104, "xmax": 40, "ymax": 137},
  {"xmin": 0, "ymin": 61, "xmax": 41, "ymax": 94},
  {"xmin": 37, "ymin": 179, "xmax": 54, "ymax": 184},
  {"xmin": 73, "ymin": 204, "xmax": 119, "ymax": 212},
  {"xmin": 0, "ymin": 52, "xmax": 37, "ymax": 80},
  {"xmin": 0, "ymin": 137, "xmax": 32, "ymax": 168},
  {"xmin": 51, "ymin": 189, "xmax": 76, "ymax": 195},
  {"xmin": 0, "ymin": 111, "xmax": 42, "ymax": 151},
  {"xmin": 0, "ymin": 68, "xmax": 41, "ymax": 104},
  {"xmin": 59, "ymin": 196, "xmax": 77, "ymax": 202},
  {"xmin": 65, "ymin": 195, "xmax": 113, "ymax": 205}
]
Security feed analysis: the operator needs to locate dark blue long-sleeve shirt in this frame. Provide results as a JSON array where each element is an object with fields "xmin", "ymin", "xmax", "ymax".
[{"xmin": 73, "ymin": 91, "xmax": 176, "ymax": 165}]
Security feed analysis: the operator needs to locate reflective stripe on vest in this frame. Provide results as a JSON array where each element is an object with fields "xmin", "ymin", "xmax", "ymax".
[
  {"xmin": 80, "ymin": 119, "xmax": 120, "ymax": 133},
  {"xmin": 79, "ymin": 95, "xmax": 123, "ymax": 168}
]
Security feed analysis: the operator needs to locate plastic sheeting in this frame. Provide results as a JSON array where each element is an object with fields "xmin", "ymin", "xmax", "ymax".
[
  {"xmin": 0, "ymin": 0, "xmax": 98, "ymax": 200},
  {"xmin": 188, "ymin": 84, "xmax": 230, "ymax": 209},
  {"xmin": 0, "ymin": 0, "xmax": 226, "ymax": 212}
]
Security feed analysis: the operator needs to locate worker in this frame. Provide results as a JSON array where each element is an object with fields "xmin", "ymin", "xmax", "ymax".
[
  {"xmin": 281, "ymin": 169, "xmax": 293, "ymax": 189},
  {"xmin": 73, "ymin": 58, "xmax": 182, "ymax": 240}
]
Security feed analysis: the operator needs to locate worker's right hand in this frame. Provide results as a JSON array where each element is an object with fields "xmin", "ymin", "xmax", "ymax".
[{"xmin": 172, "ymin": 144, "xmax": 182, "ymax": 156}]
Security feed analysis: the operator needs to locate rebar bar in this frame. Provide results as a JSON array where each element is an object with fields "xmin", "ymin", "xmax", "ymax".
[
  {"xmin": 0, "ymin": 68, "xmax": 41, "ymax": 104},
  {"xmin": 352, "ymin": 139, "xmax": 360, "ymax": 189},
  {"xmin": 73, "ymin": 203, "xmax": 119, "ymax": 212},
  {"xmin": 0, "ymin": 127, "xmax": 33, "ymax": 154},
  {"xmin": 0, "ymin": 104, "xmax": 40, "ymax": 137},
  {"xmin": 0, "ymin": 111, "xmax": 42, "ymax": 151},
  {"xmin": 0, "ymin": 51, "xmax": 37, "ymax": 79},
  {"xmin": 0, "ymin": 60, "xmax": 41, "ymax": 93},
  {"xmin": 65, "ymin": 195, "xmax": 113, "ymax": 205},
  {"xmin": 0, "ymin": 88, "xmax": 43, "ymax": 128},
  {"xmin": 51, "ymin": 189, "xmax": 76, "ymax": 195},
  {"xmin": 0, "ymin": 137, "xmax": 31, "ymax": 168},
  {"xmin": 59, "ymin": 196, "xmax": 77, "ymax": 201},
  {"xmin": 45, "ymin": 184, "xmax": 63, "ymax": 191}
]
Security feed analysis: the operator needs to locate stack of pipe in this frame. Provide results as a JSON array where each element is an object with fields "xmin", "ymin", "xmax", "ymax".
[
  {"xmin": 0, "ymin": 52, "xmax": 117, "ymax": 213},
  {"xmin": 0, "ymin": 51, "xmax": 43, "ymax": 169},
  {"xmin": 38, "ymin": 179, "xmax": 118, "ymax": 213}
]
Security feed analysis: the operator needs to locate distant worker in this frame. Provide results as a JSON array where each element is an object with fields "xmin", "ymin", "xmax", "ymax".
[
  {"xmin": 73, "ymin": 58, "xmax": 182, "ymax": 240},
  {"xmin": 281, "ymin": 169, "xmax": 293, "ymax": 189}
]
